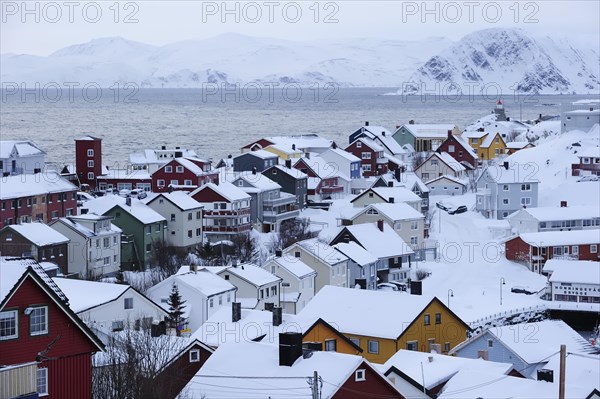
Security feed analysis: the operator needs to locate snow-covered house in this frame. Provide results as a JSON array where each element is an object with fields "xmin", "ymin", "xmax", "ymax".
[
  {"xmin": 506, "ymin": 202, "xmax": 600, "ymax": 235},
  {"xmin": 344, "ymin": 137, "xmax": 388, "ymax": 177},
  {"xmin": 476, "ymin": 162, "xmax": 540, "ymax": 219},
  {"xmin": 351, "ymin": 186, "xmax": 422, "ymax": 211},
  {"xmin": 284, "ymin": 238, "xmax": 350, "ymax": 291},
  {"xmin": 371, "ymin": 170, "xmax": 430, "ymax": 213},
  {"xmin": 0, "ymin": 140, "xmax": 46, "ymax": 175},
  {"xmin": 562, "ymin": 108, "xmax": 600, "ymax": 133},
  {"xmin": 506, "ymin": 141, "xmax": 535, "ymax": 155},
  {"xmin": 263, "ymin": 253, "xmax": 317, "ymax": 314},
  {"xmin": 437, "ymin": 131, "xmax": 479, "ymax": 169},
  {"xmin": 204, "ymin": 264, "xmax": 282, "ymax": 310},
  {"xmin": 151, "ymin": 157, "xmax": 218, "ymax": 193},
  {"xmin": 328, "ymin": 222, "xmax": 415, "ymax": 283},
  {"xmin": 232, "ymin": 149, "xmax": 278, "ymax": 172},
  {"xmin": 144, "ymin": 191, "xmax": 204, "ymax": 251},
  {"xmin": 317, "ymin": 147, "xmax": 362, "ymax": 179},
  {"xmin": 189, "ymin": 182, "xmax": 252, "ymax": 243},
  {"xmin": 381, "ymin": 349, "xmax": 516, "ymax": 398},
  {"xmin": 128, "ymin": 146, "xmax": 199, "ymax": 174},
  {"xmin": 426, "ymin": 175, "xmax": 468, "ymax": 196},
  {"xmin": 181, "ymin": 339, "xmax": 404, "ymax": 398},
  {"xmin": 0, "ymin": 222, "xmax": 70, "ymax": 275},
  {"xmin": 262, "ymin": 163, "xmax": 308, "ymax": 209},
  {"xmin": 449, "ymin": 320, "xmax": 596, "ymax": 379},
  {"xmin": 393, "ymin": 123, "xmax": 460, "ymax": 153},
  {"xmin": 414, "ymin": 152, "xmax": 467, "ymax": 182},
  {"xmin": 53, "ymin": 277, "xmax": 168, "ymax": 336},
  {"xmin": 504, "ymin": 229, "xmax": 600, "ymax": 273},
  {"xmin": 571, "ymin": 146, "xmax": 600, "ymax": 176},
  {"xmin": 333, "ymin": 241, "xmax": 379, "ymax": 290},
  {"xmin": 463, "ymin": 129, "xmax": 507, "ymax": 161},
  {"xmin": 49, "ymin": 214, "xmax": 122, "ymax": 278},
  {"xmin": 293, "ymin": 154, "xmax": 351, "ymax": 199},
  {"xmin": 241, "ymin": 134, "xmax": 334, "ymax": 155},
  {"xmin": 349, "ymin": 122, "xmax": 409, "ymax": 162},
  {"xmin": 146, "ymin": 266, "xmax": 237, "ymax": 332},
  {"xmin": 542, "ymin": 259, "xmax": 600, "ymax": 303}
]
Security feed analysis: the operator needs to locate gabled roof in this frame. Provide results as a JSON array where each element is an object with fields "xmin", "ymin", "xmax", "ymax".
[
  {"xmin": 345, "ymin": 202, "xmax": 424, "ymax": 221},
  {"xmin": 417, "ymin": 152, "xmax": 466, "ymax": 173},
  {"xmin": 190, "ymin": 182, "xmax": 251, "ymax": 203},
  {"xmin": 451, "ymin": 135, "xmax": 479, "ymax": 159},
  {"xmin": 576, "ymin": 146, "xmax": 600, "ymax": 159},
  {"xmin": 320, "ymin": 147, "xmax": 360, "ymax": 163},
  {"xmin": 294, "ymin": 238, "xmax": 349, "ymax": 266},
  {"xmin": 546, "ymin": 260, "xmax": 600, "ymax": 284},
  {"xmin": 0, "ymin": 172, "xmax": 77, "ymax": 200},
  {"xmin": 266, "ymin": 255, "xmax": 317, "ymax": 279},
  {"xmin": 146, "ymin": 191, "xmax": 203, "ymax": 211},
  {"xmin": 265, "ymin": 143, "xmax": 303, "ymax": 156},
  {"xmin": 0, "ymin": 140, "xmax": 46, "ymax": 158},
  {"xmin": 49, "ymin": 216, "xmax": 122, "ymax": 239},
  {"xmin": 211, "ymin": 264, "xmax": 282, "ymax": 287},
  {"xmin": 506, "ymin": 141, "xmax": 534, "ymax": 149},
  {"xmin": 234, "ymin": 172, "xmax": 281, "ymax": 191},
  {"xmin": 517, "ymin": 229, "xmax": 600, "ymax": 246},
  {"xmin": 372, "ymin": 172, "xmax": 430, "ymax": 193},
  {"xmin": 397, "ymin": 124, "xmax": 457, "ymax": 138},
  {"xmin": 354, "ymin": 125, "xmax": 407, "ymax": 155},
  {"xmin": 4, "ymin": 223, "xmax": 69, "ymax": 246},
  {"xmin": 0, "ymin": 257, "xmax": 104, "ymax": 351},
  {"xmin": 154, "ymin": 267, "xmax": 237, "ymax": 298},
  {"xmin": 265, "ymin": 165, "xmax": 309, "ymax": 180},
  {"xmin": 159, "ymin": 157, "xmax": 209, "ymax": 176},
  {"xmin": 351, "ymin": 186, "xmax": 421, "ymax": 204},
  {"xmin": 507, "ymin": 205, "xmax": 600, "ymax": 222},
  {"xmin": 425, "ymin": 175, "xmax": 468, "ymax": 186},
  {"xmin": 480, "ymin": 131, "xmax": 505, "ymax": 148},
  {"xmin": 347, "ymin": 137, "xmax": 385, "ymax": 152},
  {"xmin": 293, "ymin": 155, "xmax": 347, "ymax": 180},
  {"xmin": 237, "ymin": 149, "xmax": 278, "ymax": 160},
  {"xmin": 331, "ymin": 223, "xmax": 414, "ymax": 257},
  {"xmin": 52, "ymin": 277, "xmax": 130, "ymax": 312},
  {"xmin": 333, "ymin": 242, "xmax": 378, "ymax": 266}
]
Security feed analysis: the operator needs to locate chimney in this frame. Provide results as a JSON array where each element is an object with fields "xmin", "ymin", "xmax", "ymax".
[
  {"xmin": 228, "ymin": 154, "xmax": 232, "ymax": 159},
  {"xmin": 264, "ymin": 302, "xmax": 275, "ymax": 311},
  {"xmin": 396, "ymin": 125, "xmax": 400, "ymax": 129},
  {"xmin": 279, "ymin": 332, "xmax": 303, "ymax": 367},
  {"xmin": 448, "ymin": 130, "xmax": 452, "ymax": 139},
  {"xmin": 285, "ymin": 159, "xmax": 292, "ymax": 169},
  {"xmin": 302, "ymin": 342, "xmax": 323, "ymax": 358},
  {"xmin": 232, "ymin": 302, "xmax": 241, "ymax": 322},
  {"xmin": 560, "ymin": 201, "xmax": 567, "ymax": 208},
  {"xmin": 388, "ymin": 197, "xmax": 394, "ymax": 204},
  {"xmin": 272, "ymin": 306, "xmax": 283, "ymax": 327},
  {"xmin": 394, "ymin": 168, "xmax": 402, "ymax": 182},
  {"xmin": 428, "ymin": 355, "xmax": 434, "ymax": 363},
  {"xmin": 175, "ymin": 151, "xmax": 183, "ymax": 158},
  {"xmin": 252, "ymin": 167, "xmax": 257, "ymax": 175},
  {"xmin": 275, "ymin": 249, "xmax": 282, "ymax": 257},
  {"xmin": 381, "ymin": 131, "xmax": 386, "ymax": 136},
  {"xmin": 590, "ymin": 107, "xmax": 594, "ymax": 112},
  {"xmin": 365, "ymin": 121, "xmax": 369, "ymax": 126},
  {"xmin": 306, "ymin": 153, "xmax": 310, "ymax": 159},
  {"xmin": 503, "ymin": 161, "xmax": 509, "ymax": 170},
  {"xmin": 80, "ymin": 208, "xmax": 89, "ymax": 215},
  {"xmin": 537, "ymin": 369, "xmax": 554, "ymax": 383},
  {"xmin": 332, "ymin": 142, "xmax": 337, "ymax": 149},
  {"xmin": 292, "ymin": 144, "xmax": 296, "ymax": 151},
  {"xmin": 377, "ymin": 219, "xmax": 384, "ymax": 232},
  {"xmin": 477, "ymin": 350, "xmax": 489, "ymax": 360},
  {"xmin": 161, "ymin": 145, "xmax": 166, "ymax": 150},
  {"xmin": 125, "ymin": 197, "xmax": 132, "ymax": 207},
  {"xmin": 168, "ymin": 185, "xmax": 174, "ymax": 193},
  {"xmin": 176, "ymin": 146, "xmax": 181, "ymax": 150},
  {"xmin": 388, "ymin": 181, "xmax": 394, "ymax": 187},
  {"xmin": 409, "ymin": 120, "xmax": 415, "ymax": 125}
]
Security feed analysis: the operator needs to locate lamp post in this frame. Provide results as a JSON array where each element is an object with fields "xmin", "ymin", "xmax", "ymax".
[
  {"xmin": 447, "ymin": 289, "xmax": 454, "ymax": 308},
  {"xmin": 500, "ymin": 277, "xmax": 506, "ymax": 306}
]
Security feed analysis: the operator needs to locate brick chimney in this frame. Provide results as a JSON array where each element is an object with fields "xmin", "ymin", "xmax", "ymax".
[
  {"xmin": 377, "ymin": 220, "xmax": 384, "ymax": 232},
  {"xmin": 560, "ymin": 201, "xmax": 567, "ymax": 208},
  {"xmin": 448, "ymin": 130, "xmax": 452, "ymax": 139},
  {"xmin": 365, "ymin": 121, "xmax": 369, "ymax": 126}
]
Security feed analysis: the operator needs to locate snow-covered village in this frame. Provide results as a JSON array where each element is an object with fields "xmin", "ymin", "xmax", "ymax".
[{"xmin": 1, "ymin": 3, "xmax": 600, "ymax": 399}]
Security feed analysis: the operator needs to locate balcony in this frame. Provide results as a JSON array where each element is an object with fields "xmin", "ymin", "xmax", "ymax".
[
  {"xmin": 320, "ymin": 185, "xmax": 344, "ymax": 194},
  {"xmin": 204, "ymin": 224, "xmax": 252, "ymax": 234},
  {"xmin": 264, "ymin": 193, "xmax": 297, "ymax": 207},
  {"xmin": 263, "ymin": 207, "xmax": 300, "ymax": 223},
  {"xmin": 203, "ymin": 209, "xmax": 250, "ymax": 218},
  {"xmin": 0, "ymin": 362, "xmax": 37, "ymax": 399}
]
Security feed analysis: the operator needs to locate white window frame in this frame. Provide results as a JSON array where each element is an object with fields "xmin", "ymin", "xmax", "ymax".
[
  {"xmin": 521, "ymin": 184, "xmax": 531, "ymax": 191},
  {"xmin": 521, "ymin": 197, "xmax": 532, "ymax": 205},
  {"xmin": 87, "ymin": 172, "xmax": 94, "ymax": 180},
  {"xmin": 591, "ymin": 244, "xmax": 598, "ymax": 254},
  {"xmin": 367, "ymin": 340, "xmax": 379, "ymax": 354},
  {"xmin": 189, "ymin": 349, "xmax": 200, "ymax": 362},
  {"xmin": 356, "ymin": 141, "xmax": 362, "ymax": 148},
  {"xmin": 176, "ymin": 166, "xmax": 184, "ymax": 173},
  {"xmin": 362, "ymin": 152, "xmax": 371, "ymax": 160},
  {"xmin": 325, "ymin": 339, "xmax": 337, "ymax": 352},
  {"xmin": 87, "ymin": 149, "xmax": 94, "ymax": 157},
  {"xmin": 502, "ymin": 198, "xmax": 509, "ymax": 205},
  {"xmin": 165, "ymin": 166, "xmax": 173, "ymax": 173},
  {"xmin": 37, "ymin": 367, "xmax": 48, "ymax": 396},
  {"xmin": 30, "ymin": 306, "xmax": 48, "ymax": 336},
  {"xmin": 124, "ymin": 297, "xmax": 133, "ymax": 310},
  {"xmin": 355, "ymin": 369, "xmax": 366, "ymax": 382},
  {"xmin": 0, "ymin": 310, "xmax": 18, "ymax": 340},
  {"xmin": 87, "ymin": 160, "xmax": 94, "ymax": 168}
]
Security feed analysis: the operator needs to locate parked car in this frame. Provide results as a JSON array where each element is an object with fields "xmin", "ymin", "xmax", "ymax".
[
  {"xmin": 511, "ymin": 286, "xmax": 536, "ymax": 295},
  {"xmin": 130, "ymin": 189, "xmax": 147, "ymax": 199},
  {"xmin": 448, "ymin": 205, "xmax": 468, "ymax": 215},
  {"xmin": 118, "ymin": 189, "xmax": 131, "ymax": 197},
  {"xmin": 577, "ymin": 175, "xmax": 599, "ymax": 182},
  {"xmin": 388, "ymin": 281, "xmax": 408, "ymax": 291},
  {"xmin": 436, "ymin": 201, "xmax": 449, "ymax": 211},
  {"xmin": 377, "ymin": 283, "xmax": 399, "ymax": 292},
  {"xmin": 77, "ymin": 192, "xmax": 95, "ymax": 202}
]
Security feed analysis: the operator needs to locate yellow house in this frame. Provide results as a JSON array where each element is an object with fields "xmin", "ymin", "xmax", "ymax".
[
  {"xmin": 299, "ymin": 286, "xmax": 470, "ymax": 363},
  {"xmin": 464, "ymin": 131, "xmax": 507, "ymax": 161},
  {"xmin": 263, "ymin": 144, "xmax": 304, "ymax": 161}
]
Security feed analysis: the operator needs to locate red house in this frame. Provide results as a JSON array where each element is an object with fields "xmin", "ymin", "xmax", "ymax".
[
  {"xmin": 152, "ymin": 158, "xmax": 218, "ymax": 192},
  {"xmin": 0, "ymin": 172, "xmax": 78, "ymax": 227},
  {"xmin": 505, "ymin": 229, "xmax": 600, "ymax": 273},
  {"xmin": 345, "ymin": 138, "xmax": 388, "ymax": 177},
  {"xmin": 293, "ymin": 157, "xmax": 345, "ymax": 199},
  {"xmin": 436, "ymin": 131, "xmax": 479, "ymax": 169},
  {"xmin": 0, "ymin": 257, "xmax": 104, "ymax": 398},
  {"xmin": 75, "ymin": 136, "xmax": 103, "ymax": 190}
]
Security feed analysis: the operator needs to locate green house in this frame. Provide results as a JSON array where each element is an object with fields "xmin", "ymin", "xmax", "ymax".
[{"xmin": 103, "ymin": 201, "xmax": 166, "ymax": 270}]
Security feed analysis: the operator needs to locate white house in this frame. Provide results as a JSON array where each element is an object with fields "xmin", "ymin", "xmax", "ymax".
[
  {"xmin": 542, "ymin": 259, "xmax": 600, "ymax": 303},
  {"xmin": 144, "ymin": 191, "xmax": 204, "ymax": 251},
  {"xmin": 506, "ymin": 202, "xmax": 600, "ymax": 235},
  {"xmin": 414, "ymin": 152, "xmax": 466, "ymax": 182},
  {"xmin": 0, "ymin": 140, "xmax": 46, "ymax": 175},
  {"xmin": 426, "ymin": 175, "xmax": 468, "ymax": 196},
  {"xmin": 146, "ymin": 266, "xmax": 237, "ymax": 332},
  {"xmin": 263, "ymin": 253, "xmax": 317, "ymax": 314},
  {"xmin": 205, "ymin": 264, "xmax": 282, "ymax": 310},
  {"xmin": 53, "ymin": 277, "xmax": 168, "ymax": 337},
  {"xmin": 351, "ymin": 186, "xmax": 422, "ymax": 211},
  {"xmin": 49, "ymin": 214, "xmax": 122, "ymax": 278}
]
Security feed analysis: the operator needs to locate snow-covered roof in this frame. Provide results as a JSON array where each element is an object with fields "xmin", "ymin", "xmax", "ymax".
[
  {"xmin": 299, "ymin": 286, "xmax": 435, "ymax": 339},
  {"xmin": 268, "ymin": 164, "xmax": 308, "ymax": 180},
  {"xmin": 508, "ymin": 205, "xmax": 600, "ymax": 222},
  {"xmin": 506, "ymin": 141, "xmax": 534, "ymax": 149},
  {"xmin": 166, "ymin": 267, "xmax": 237, "ymax": 298},
  {"xmin": 321, "ymin": 147, "xmax": 360, "ymax": 162},
  {"xmin": 294, "ymin": 155, "xmax": 346, "ymax": 180},
  {"xmin": 348, "ymin": 137, "xmax": 385, "ymax": 152},
  {"xmin": 518, "ymin": 229, "xmax": 600, "ymax": 246},
  {"xmin": 0, "ymin": 172, "xmax": 77, "ymax": 200},
  {"xmin": 337, "ymin": 223, "xmax": 414, "ymax": 257},
  {"xmin": 264, "ymin": 134, "xmax": 333, "ymax": 151},
  {"xmin": 373, "ymin": 171, "xmax": 430, "ymax": 193},
  {"xmin": 190, "ymin": 182, "xmax": 251, "ymax": 203},
  {"xmin": 399, "ymin": 124, "xmax": 457, "ymax": 138},
  {"xmin": 52, "ymin": 278, "xmax": 130, "ymax": 313},
  {"xmin": 480, "ymin": 164, "xmax": 540, "ymax": 184},
  {"xmin": 268, "ymin": 255, "xmax": 317, "ymax": 279},
  {"xmin": 575, "ymin": 146, "xmax": 600, "ymax": 159},
  {"xmin": 96, "ymin": 168, "xmax": 151, "ymax": 180},
  {"xmin": 333, "ymin": 242, "xmax": 378, "ymax": 266},
  {"xmin": 382, "ymin": 350, "xmax": 513, "ymax": 390},
  {"xmin": 1, "ymin": 257, "xmax": 67, "ymax": 304},
  {"xmin": 148, "ymin": 191, "xmax": 203, "ymax": 211},
  {"xmin": 85, "ymin": 196, "xmax": 166, "ymax": 224},
  {"xmin": 346, "ymin": 202, "xmax": 423, "ymax": 221},
  {"xmin": 546, "ymin": 260, "xmax": 600, "ymax": 285},
  {"xmin": 235, "ymin": 172, "xmax": 281, "ymax": 191},
  {"xmin": 265, "ymin": 143, "xmax": 303, "ymax": 155},
  {"xmin": 453, "ymin": 135, "xmax": 478, "ymax": 159},
  {"xmin": 215, "ymin": 264, "xmax": 282, "ymax": 287},
  {"xmin": 434, "ymin": 152, "xmax": 467, "ymax": 172},
  {"xmin": 52, "ymin": 216, "xmax": 121, "ymax": 238},
  {"xmin": 0, "ymin": 140, "xmax": 46, "ymax": 158},
  {"xmin": 6, "ymin": 223, "xmax": 69, "ymax": 246},
  {"xmin": 358, "ymin": 186, "xmax": 421, "ymax": 204},
  {"xmin": 239, "ymin": 149, "xmax": 278, "ymax": 159},
  {"xmin": 169, "ymin": 157, "xmax": 207, "ymax": 176},
  {"xmin": 128, "ymin": 148, "xmax": 198, "ymax": 165},
  {"xmin": 181, "ymin": 341, "xmax": 373, "ymax": 398},
  {"xmin": 480, "ymin": 131, "xmax": 503, "ymax": 148},
  {"xmin": 295, "ymin": 238, "xmax": 349, "ymax": 266},
  {"xmin": 425, "ymin": 175, "xmax": 468, "ymax": 186}
]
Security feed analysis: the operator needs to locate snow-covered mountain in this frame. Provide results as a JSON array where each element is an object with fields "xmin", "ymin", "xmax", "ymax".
[
  {"xmin": 400, "ymin": 28, "xmax": 600, "ymax": 95},
  {"xmin": 0, "ymin": 33, "xmax": 450, "ymax": 88}
]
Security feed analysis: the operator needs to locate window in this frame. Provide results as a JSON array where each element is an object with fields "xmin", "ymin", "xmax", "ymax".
[
  {"xmin": 325, "ymin": 339, "xmax": 337, "ymax": 351},
  {"xmin": 170, "ymin": 180, "xmax": 178, "ymax": 186},
  {"xmin": 271, "ymin": 286, "xmax": 277, "ymax": 296},
  {"xmin": 362, "ymin": 164, "xmax": 371, "ymax": 171},
  {"xmin": 521, "ymin": 184, "xmax": 531, "ymax": 191},
  {"xmin": 355, "ymin": 369, "xmax": 366, "ymax": 382},
  {"xmin": 176, "ymin": 166, "xmax": 184, "ymax": 173},
  {"xmin": 196, "ymin": 228, "xmax": 202, "ymax": 236},
  {"xmin": 406, "ymin": 341, "xmax": 418, "ymax": 351},
  {"xmin": 431, "ymin": 159, "xmax": 438, "ymax": 166},
  {"xmin": 572, "ymin": 246, "xmax": 579, "ymax": 256},
  {"xmin": 591, "ymin": 245, "xmax": 598, "ymax": 254},
  {"xmin": 114, "ymin": 255, "xmax": 118, "ymax": 262},
  {"xmin": 471, "ymin": 138, "xmax": 477, "ymax": 144},
  {"xmin": 87, "ymin": 172, "xmax": 94, "ymax": 180},
  {"xmin": 87, "ymin": 149, "xmax": 94, "ymax": 157},
  {"xmin": 156, "ymin": 223, "xmax": 161, "ymax": 232},
  {"xmin": 422, "ymin": 173, "xmax": 429, "ymax": 180},
  {"xmin": 444, "ymin": 342, "xmax": 450, "ymax": 352},
  {"xmin": 188, "ymin": 213, "xmax": 193, "ymax": 221},
  {"xmin": 424, "ymin": 314, "xmax": 430, "ymax": 325},
  {"xmin": 103, "ymin": 257, "xmax": 110, "ymax": 265},
  {"xmin": 502, "ymin": 198, "xmax": 509, "ymax": 205},
  {"xmin": 356, "ymin": 141, "xmax": 362, "ymax": 148},
  {"xmin": 165, "ymin": 166, "xmax": 173, "ymax": 173},
  {"xmin": 30, "ymin": 306, "xmax": 48, "ymax": 336},
  {"xmin": 209, "ymin": 298, "xmax": 214, "ymax": 308},
  {"xmin": 362, "ymin": 152, "xmax": 371, "ymax": 159},
  {"xmin": 124, "ymin": 298, "xmax": 133, "ymax": 309},
  {"xmin": 367, "ymin": 340, "xmax": 379, "ymax": 354},
  {"xmin": 157, "ymin": 179, "xmax": 165, "ymax": 187},
  {"xmin": 448, "ymin": 145, "xmax": 455, "ymax": 153},
  {"xmin": 184, "ymin": 179, "xmax": 193, "ymax": 186},
  {"xmin": 227, "ymin": 292, "xmax": 231, "ymax": 303},
  {"xmin": 411, "ymin": 221, "xmax": 418, "ymax": 230},
  {"xmin": 218, "ymin": 295, "xmax": 223, "ymax": 305},
  {"xmin": 112, "ymin": 320, "xmax": 124, "ymax": 331},
  {"xmin": 0, "ymin": 310, "xmax": 18, "ymax": 340},
  {"xmin": 146, "ymin": 244, "xmax": 151, "ymax": 253},
  {"xmin": 350, "ymin": 337, "xmax": 360, "ymax": 347},
  {"xmin": 487, "ymin": 339, "xmax": 494, "ymax": 347},
  {"xmin": 189, "ymin": 349, "xmax": 200, "ymax": 362},
  {"xmin": 411, "ymin": 236, "xmax": 418, "ymax": 245},
  {"xmin": 435, "ymin": 313, "xmax": 441, "ymax": 324},
  {"xmin": 503, "ymin": 184, "xmax": 509, "ymax": 191},
  {"xmin": 87, "ymin": 160, "xmax": 94, "ymax": 167},
  {"xmin": 521, "ymin": 197, "xmax": 532, "ymax": 205},
  {"xmin": 37, "ymin": 367, "xmax": 48, "ymax": 396},
  {"xmin": 103, "ymin": 237, "xmax": 110, "ymax": 248},
  {"xmin": 196, "ymin": 211, "xmax": 202, "ymax": 220}
]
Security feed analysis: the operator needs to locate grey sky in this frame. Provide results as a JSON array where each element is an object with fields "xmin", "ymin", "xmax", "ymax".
[{"xmin": 1, "ymin": 0, "xmax": 599, "ymax": 55}]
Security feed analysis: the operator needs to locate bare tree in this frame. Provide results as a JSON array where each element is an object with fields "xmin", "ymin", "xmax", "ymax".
[
  {"xmin": 149, "ymin": 239, "xmax": 189, "ymax": 278},
  {"xmin": 230, "ymin": 232, "xmax": 259, "ymax": 263},
  {"xmin": 271, "ymin": 218, "xmax": 315, "ymax": 250}
]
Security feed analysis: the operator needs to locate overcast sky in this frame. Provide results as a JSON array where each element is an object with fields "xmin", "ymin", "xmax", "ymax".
[{"xmin": 2, "ymin": 1, "xmax": 599, "ymax": 55}]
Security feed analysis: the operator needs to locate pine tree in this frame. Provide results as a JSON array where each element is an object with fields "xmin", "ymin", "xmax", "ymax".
[{"xmin": 167, "ymin": 283, "xmax": 186, "ymax": 336}]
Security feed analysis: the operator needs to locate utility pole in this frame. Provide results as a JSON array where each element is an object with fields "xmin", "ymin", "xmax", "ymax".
[
  {"xmin": 312, "ymin": 371, "xmax": 319, "ymax": 399},
  {"xmin": 559, "ymin": 345, "xmax": 566, "ymax": 399}
]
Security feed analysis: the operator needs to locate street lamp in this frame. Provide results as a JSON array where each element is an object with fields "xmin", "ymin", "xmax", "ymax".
[
  {"xmin": 447, "ymin": 289, "xmax": 454, "ymax": 308},
  {"xmin": 500, "ymin": 277, "xmax": 506, "ymax": 306}
]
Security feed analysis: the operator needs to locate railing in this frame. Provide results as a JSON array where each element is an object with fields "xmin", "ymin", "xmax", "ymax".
[
  {"xmin": 263, "ymin": 209, "xmax": 300, "ymax": 222},
  {"xmin": 264, "ymin": 195, "xmax": 297, "ymax": 207},
  {"xmin": 468, "ymin": 305, "xmax": 548, "ymax": 329},
  {"xmin": 204, "ymin": 225, "xmax": 252, "ymax": 233},
  {"xmin": 203, "ymin": 209, "xmax": 250, "ymax": 217},
  {"xmin": 0, "ymin": 362, "xmax": 37, "ymax": 399}
]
